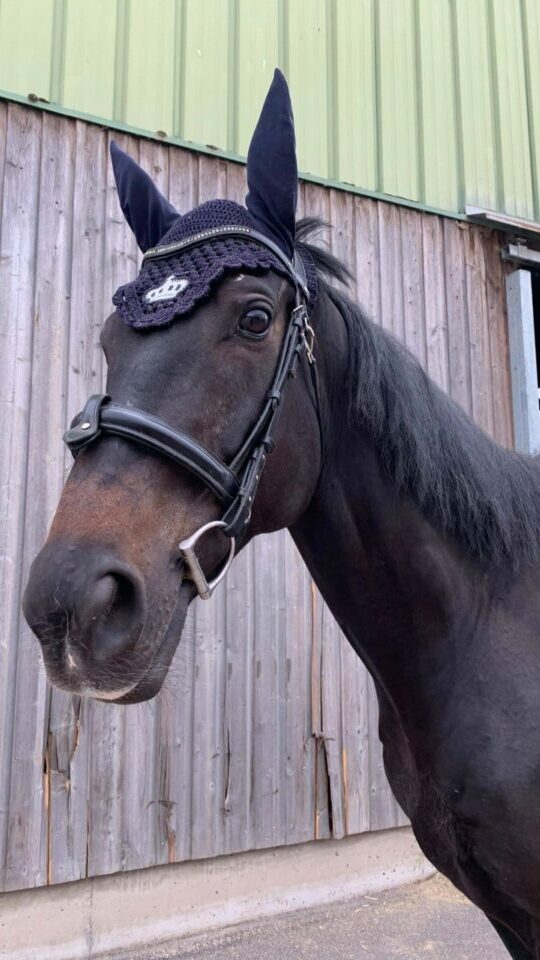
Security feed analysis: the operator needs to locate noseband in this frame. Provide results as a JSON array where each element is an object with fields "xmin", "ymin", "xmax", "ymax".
[{"xmin": 64, "ymin": 227, "xmax": 318, "ymax": 600}]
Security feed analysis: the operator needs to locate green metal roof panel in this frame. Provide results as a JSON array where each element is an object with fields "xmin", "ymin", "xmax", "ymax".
[
  {"xmin": 183, "ymin": 0, "xmax": 230, "ymax": 150},
  {"xmin": 287, "ymin": 0, "xmax": 330, "ymax": 180},
  {"xmin": 378, "ymin": 0, "xmax": 419, "ymax": 203},
  {"xmin": 63, "ymin": 0, "xmax": 117, "ymax": 119},
  {"xmin": 494, "ymin": 0, "xmax": 535, "ymax": 219},
  {"xmin": 455, "ymin": 0, "xmax": 497, "ymax": 213},
  {"xmin": 334, "ymin": 0, "xmax": 377, "ymax": 193},
  {"xmin": 236, "ymin": 0, "xmax": 280, "ymax": 157},
  {"xmin": 523, "ymin": 0, "xmax": 540, "ymax": 219},
  {"xmin": 0, "ymin": 0, "xmax": 56, "ymax": 103},
  {"xmin": 0, "ymin": 0, "xmax": 538, "ymax": 220},
  {"xmin": 418, "ymin": 0, "xmax": 459, "ymax": 212}
]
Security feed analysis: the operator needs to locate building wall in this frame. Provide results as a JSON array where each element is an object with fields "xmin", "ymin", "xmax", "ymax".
[
  {"xmin": 0, "ymin": 101, "xmax": 513, "ymax": 892},
  {"xmin": 0, "ymin": 0, "xmax": 538, "ymax": 219}
]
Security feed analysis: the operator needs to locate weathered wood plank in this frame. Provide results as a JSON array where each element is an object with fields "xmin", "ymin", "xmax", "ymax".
[
  {"xmin": 339, "ymin": 639, "xmax": 370, "ymax": 836},
  {"xmin": 0, "ymin": 101, "xmax": 6, "ymax": 226},
  {"xmin": 30, "ymin": 112, "xmax": 83, "ymax": 887},
  {"xmin": 225, "ymin": 160, "xmax": 245, "ymax": 207},
  {"xmin": 250, "ymin": 532, "xmax": 288, "ymax": 849},
  {"xmin": 283, "ymin": 532, "xmax": 315, "ymax": 845},
  {"xmin": 443, "ymin": 219, "xmax": 473, "ymax": 415},
  {"xmin": 353, "ymin": 194, "xmax": 380, "ymax": 321},
  {"xmin": 377, "ymin": 201, "xmax": 404, "ymax": 339},
  {"xmin": 330, "ymin": 188, "xmax": 355, "ymax": 288},
  {"xmin": 464, "ymin": 226, "xmax": 494, "ymax": 436},
  {"xmin": 303, "ymin": 181, "xmax": 331, "ymax": 253},
  {"xmin": 422, "ymin": 213, "xmax": 449, "ymax": 392},
  {"xmin": 190, "ymin": 587, "xmax": 227, "ymax": 859},
  {"xmin": 221, "ymin": 540, "xmax": 255, "ymax": 854},
  {"xmin": 485, "ymin": 234, "xmax": 514, "ymax": 449},
  {"xmin": 0, "ymin": 104, "xmax": 48, "ymax": 891},
  {"xmin": 320, "ymin": 606, "xmax": 345, "ymax": 839},
  {"xmin": 311, "ymin": 586, "xmax": 331, "ymax": 841},
  {"xmin": 400, "ymin": 207, "xmax": 427, "ymax": 367}
]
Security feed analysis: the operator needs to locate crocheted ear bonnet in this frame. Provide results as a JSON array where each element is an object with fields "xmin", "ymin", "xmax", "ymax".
[
  {"xmin": 112, "ymin": 199, "xmax": 317, "ymax": 330},
  {"xmin": 110, "ymin": 70, "xmax": 317, "ymax": 330}
]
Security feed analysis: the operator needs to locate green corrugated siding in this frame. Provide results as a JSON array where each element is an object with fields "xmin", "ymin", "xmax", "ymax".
[{"xmin": 0, "ymin": 0, "xmax": 538, "ymax": 219}]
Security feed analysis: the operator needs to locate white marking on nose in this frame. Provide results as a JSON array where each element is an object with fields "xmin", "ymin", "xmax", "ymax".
[{"xmin": 66, "ymin": 651, "xmax": 77, "ymax": 671}]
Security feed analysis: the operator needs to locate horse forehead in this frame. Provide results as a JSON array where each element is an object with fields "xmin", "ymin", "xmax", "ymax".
[{"xmin": 104, "ymin": 270, "xmax": 290, "ymax": 382}]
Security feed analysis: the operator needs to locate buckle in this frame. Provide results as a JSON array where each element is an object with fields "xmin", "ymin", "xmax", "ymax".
[
  {"xmin": 302, "ymin": 320, "xmax": 315, "ymax": 364},
  {"xmin": 63, "ymin": 393, "xmax": 110, "ymax": 454},
  {"xmin": 292, "ymin": 305, "xmax": 315, "ymax": 364}
]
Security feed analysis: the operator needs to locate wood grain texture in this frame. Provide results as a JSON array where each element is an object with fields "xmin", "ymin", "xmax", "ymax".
[
  {"xmin": 0, "ymin": 105, "xmax": 48, "ymax": 891},
  {"xmin": 0, "ymin": 103, "xmax": 514, "ymax": 891}
]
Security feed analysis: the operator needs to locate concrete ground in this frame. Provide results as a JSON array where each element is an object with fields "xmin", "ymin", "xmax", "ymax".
[{"xmin": 120, "ymin": 875, "xmax": 508, "ymax": 960}]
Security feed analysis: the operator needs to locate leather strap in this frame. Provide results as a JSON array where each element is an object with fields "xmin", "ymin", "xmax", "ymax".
[{"xmin": 64, "ymin": 395, "xmax": 238, "ymax": 504}]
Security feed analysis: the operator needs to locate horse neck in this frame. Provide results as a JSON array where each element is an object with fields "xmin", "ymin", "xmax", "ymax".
[
  {"xmin": 289, "ymin": 291, "xmax": 488, "ymax": 713},
  {"xmin": 292, "ymin": 434, "xmax": 474, "ymax": 695}
]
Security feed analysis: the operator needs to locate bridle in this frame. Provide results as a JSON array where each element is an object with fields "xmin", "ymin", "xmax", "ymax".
[{"xmin": 64, "ymin": 227, "xmax": 319, "ymax": 600}]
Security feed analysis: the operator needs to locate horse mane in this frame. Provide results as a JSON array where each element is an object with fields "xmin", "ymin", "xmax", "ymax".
[{"xmin": 295, "ymin": 218, "xmax": 540, "ymax": 566}]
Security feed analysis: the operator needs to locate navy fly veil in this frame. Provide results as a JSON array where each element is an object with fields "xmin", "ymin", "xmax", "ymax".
[
  {"xmin": 109, "ymin": 69, "xmax": 316, "ymax": 329},
  {"xmin": 112, "ymin": 200, "xmax": 317, "ymax": 329}
]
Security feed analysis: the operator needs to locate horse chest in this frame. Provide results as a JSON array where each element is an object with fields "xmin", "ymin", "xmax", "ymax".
[{"xmin": 377, "ymin": 674, "xmax": 540, "ymax": 925}]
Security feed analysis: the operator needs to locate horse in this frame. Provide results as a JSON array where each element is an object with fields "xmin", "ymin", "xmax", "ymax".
[{"xmin": 22, "ymin": 69, "xmax": 540, "ymax": 959}]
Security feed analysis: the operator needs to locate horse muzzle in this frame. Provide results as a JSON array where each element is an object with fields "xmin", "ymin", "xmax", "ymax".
[{"xmin": 22, "ymin": 540, "xmax": 148, "ymax": 695}]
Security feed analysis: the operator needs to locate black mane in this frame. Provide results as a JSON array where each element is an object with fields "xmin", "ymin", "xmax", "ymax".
[{"xmin": 295, "ymin": 218, "xmax": 540, "ymax": 566}]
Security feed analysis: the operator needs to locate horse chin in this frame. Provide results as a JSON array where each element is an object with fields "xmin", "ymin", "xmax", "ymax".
[{"xmin": 100, "ymin": 579, "xmax": 195, "ymax": 705}]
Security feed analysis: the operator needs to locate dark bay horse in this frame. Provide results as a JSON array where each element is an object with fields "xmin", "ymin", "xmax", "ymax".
[{"xmin": 23, "ymin": 71, "xmax": 540, "ymax": 958}]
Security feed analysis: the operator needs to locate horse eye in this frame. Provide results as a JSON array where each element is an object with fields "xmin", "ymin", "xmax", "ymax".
[{"xmin": 237, "ymin": 307, "xmax": 272, "ymax": 340}]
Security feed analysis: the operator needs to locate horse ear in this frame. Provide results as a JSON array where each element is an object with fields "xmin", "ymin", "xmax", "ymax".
[
  {"xmin": 245, "ymin": 69, "xmax": 297, "ymax": 259},
  {"xmin": 110, "ymin": 141, "xmax": 179, "ymax": 252}
]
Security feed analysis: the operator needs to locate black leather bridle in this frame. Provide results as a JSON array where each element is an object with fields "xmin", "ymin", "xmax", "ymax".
[{"xmin": 64, "ymin": 227, "xmax": 319, "ymax": 600}]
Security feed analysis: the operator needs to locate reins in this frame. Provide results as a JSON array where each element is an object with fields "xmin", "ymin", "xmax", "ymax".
[{"xmin": 64, "ymin": 228, "xmax": 321, "ymax": 600}]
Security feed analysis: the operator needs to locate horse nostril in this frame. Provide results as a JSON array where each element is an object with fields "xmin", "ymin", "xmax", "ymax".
[
  {"xmin": 87, "ymin": 575, "xmax": 118, "ymax": 625},
  {"xmin": 85, "ymin": 571, "xmax": 145, "ymax": 662}
]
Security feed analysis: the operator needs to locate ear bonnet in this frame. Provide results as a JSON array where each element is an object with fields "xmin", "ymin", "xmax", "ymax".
[{"xmin": 111, "ymin": 70, "xmax": 316, "ymax": 329}]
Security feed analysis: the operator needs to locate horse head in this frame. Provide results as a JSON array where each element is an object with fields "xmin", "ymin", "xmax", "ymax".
[{"xmin": 22, "ymin": 71, "xmax": 324, "ymax": 703}]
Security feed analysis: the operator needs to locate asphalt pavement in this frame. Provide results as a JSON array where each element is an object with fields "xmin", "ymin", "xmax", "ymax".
[{"xmin": 119, "ymin": 874, "xmax": 508, "ymax": 960}]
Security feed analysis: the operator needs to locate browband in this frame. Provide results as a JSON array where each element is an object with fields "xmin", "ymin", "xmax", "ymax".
[{"xmin": 142, "ymin": 226, "xmax": 309, "ymax": 301}]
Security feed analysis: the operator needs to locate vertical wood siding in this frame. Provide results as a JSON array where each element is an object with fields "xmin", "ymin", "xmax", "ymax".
[{"xmin": 0, "ymin": 102, "xmax": 513, "ymax": 892}]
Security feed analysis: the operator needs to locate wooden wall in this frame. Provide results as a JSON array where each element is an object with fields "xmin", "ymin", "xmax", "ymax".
[{"xmin": 0, "ymin": 101, "xmax": 513, "ymax": 892}]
